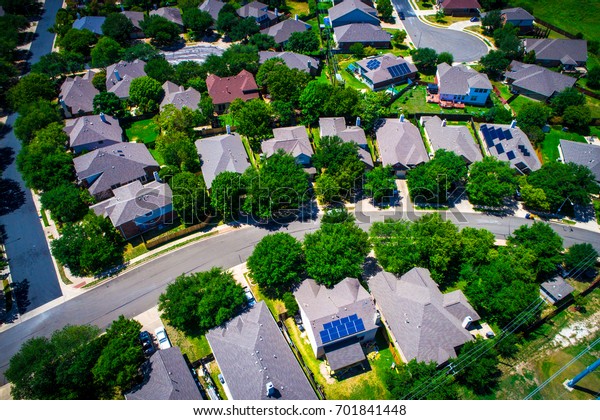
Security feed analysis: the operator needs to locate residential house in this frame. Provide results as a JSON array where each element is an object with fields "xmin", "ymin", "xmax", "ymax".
[
  {"xmin": 437, "ymin": 0, "xmax": 481, "ymax": 17},
  {"xmin": 501, "ymin": 7, "xmax": 534, "ymax": 33},
  {"xmin": 195, "ymin": 131, "xmax": 251, "ymax": 188},
  {"xmin": 504, "ymin": 61, "xmax": 576, "ymax": 101},
  {"xmin": 237, "ymin": 1, "xmax": 278, "ymax": 29},
  {"xmin": 206, "ymin": 69, "xmax": 260, "ymax": 113},
  {"xmin": 72, "ymin": 16, "xmax": 105, "ymax": 35},
  {"xmin": 59, "ymin": 70, "xmax": 99, "ymax": 117},
  {"xmin": 206, "ymin": 301, "xmax": 317, "ymax": 400},
  {"xmin": 64, "ymin": 114, "xmax": 123, "ymax": 154},
  {"xmin": 540, "ymin": 276, "xmax": 575, "ymax": 305},
  {"xmin": 436, "ymin": 63, "xmax": 492, "ymax": 106},
  {"xmin": 121, "ymin": 11, "xmax": 145, "ymax": 38},
  {"xmin": 92, "ymin": 180, "xmax": 173, "ymax": 239},
  {"xmin": 199, "ymin": 0, "xmax": 226, "ymax": 21},
  {"xmin": 259, "ymin": 51, "xmax": 320, "ymax": 75},
  {"xmin": 421, "ymin": 116, "xmax": 482, "ymax": 165},
  {"xmin": 354, "ymin": 54, "xmax": 418, "ymax": 91},
  {"xmin": 125, "ymin": 347, "xmax": 202, "ymax": 400},
  {"xmin": 559, "ymin": 139, "xmax": 600, "ymax": 182},
  {"xmin": 260, "ymin": 15, "xmax": 311, "ymax": 45},
  {"xmin": 375, "ymin": 117, "xmax": 429, "ymax": 178},
  {"xmin": 262, "ymin": 125, "xmax": 313, "ymax": 165},
  {"xmin": 523, "ymin": 39, "xmax": 587, "ymax": 69},
  {"xmin": 333, "ymin": 23, "xmax": 391, "ymax": 50},
  {"xmin": 106, "ymin": 59, "xmax": 147, "ymax": 99},
  {"xmin": 73, "ymin": 142, "xmax": 160, "ymax": 200},
  {"xmin": 480, "ymin": 122, "xmax": 542, "ymax": 173},
  {"xmin": 319, "ymin": 117, "xmax": 373, "ymax": 169},
  {"xmin": 150, "ymin": 7, "xmax": 184, "ymax": 31},
  {"xmin": 294, "ymin": 278, "xmax": 379, "ymax": 373},
  {"xmin": 328, "ymin": 0, "xmax": 379, "ymax": 28},
  {"xmin": 368, "ymin": 268, "xmax": 480, "ymax": 365},
  {"xmin": 160, "ymin": 81, "xmax": 201, "ymax": 111}
]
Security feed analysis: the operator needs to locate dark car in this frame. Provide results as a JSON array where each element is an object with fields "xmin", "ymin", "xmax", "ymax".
[
  {"xmin": 139, "ymin": 331, "xmax": 154, "ymax": 355},
  {"xmin": 399, "ymin": 11, "xmax": 405, "ymax": 20},
  {"xmin": 470, "ymin": 17, "xmax": 480, "ymax": 22}
]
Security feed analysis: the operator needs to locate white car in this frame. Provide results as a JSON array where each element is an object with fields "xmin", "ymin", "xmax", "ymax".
[{"xmin": 154, "ymin": 326, "xmax": 172, "ymax": 350}]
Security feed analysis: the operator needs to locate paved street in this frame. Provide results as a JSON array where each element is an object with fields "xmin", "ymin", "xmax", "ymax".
[
  {"xmin": 0, "ymin": 0, "xmax": 64, "ymax": 316},
  {"xmin": 1, "ymin": 211, "xmax": 599, "ymax": 384},
  {"xmin": 391, "ymin": 0, "xmax": 488, "ymax": 62}
]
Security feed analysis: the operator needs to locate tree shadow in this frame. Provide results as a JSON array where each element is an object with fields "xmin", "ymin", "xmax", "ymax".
[
  {"xmin": 0, "ymin": 178, "xmax": 26, "ymax": 216},
  {"xmin": 13, "ymin": 278, "xmax": 30, "ymax": 315},
  {"xmin": 573, "ymin": 204, "xmax": 596, "ymax": 223},
  {"xmin": 0, "ymin": 147, "xmax": 15, "ymax": 172},
  {"xmin": 363, "ymin": 256, "xmax": 382, "ymax": 279}
]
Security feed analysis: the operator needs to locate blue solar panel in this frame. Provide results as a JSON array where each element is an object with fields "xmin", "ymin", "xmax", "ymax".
[
  {"xmin": 496, "ymin": 144, "xmax": 505, "ymax": 154},
  {"xmin": 366, "ymin": 59, "xmax": 380, "ymax": 70},
  {"xmin": 319, "ymin": 314, "xmax": 366, "ymax": 343},
  {"xmin": 333, "ymin": 319, "xmax": 342, "ymax": 327},
  {"xmin": 323, "ymin": 322, "xmax": 332, "ymax": 330},
  {"xmin": 336, "ymin": 324, "xmax": 347, "ymax": 335},
  {"xmin": 330, "ymin": 331, "xmax": 339, "ymax": 340},
  {"xmin": 505, "ymin": 130, "xmax": 513, "ymax": 140},
  {"xmin": 347, "ymin": 325, "xmax": 357, "ymax": 334},
  {"xmin": 320, "ymin": 330, "xmax": 331, "ymax": 343},
  {"xmin": 355, "ymin": 319, "xmax": 365, "ymax": 332},
  {"xmin": 349, "ymin": 314, "xmax": 358, "ymax": 321},
  {"xmin": 489, "ymin": 128, "xmax": 498, "ymax": 140},
  {"xmin": 388, "ymin": 63, "xmax": 410, "ymax": 78},
  {"xmin": 506, "ymin": 150, "xmax": 516, "ymax": 160},
  {"xmin": 497, "ymin": 129, "xmax": 506, "ymax": 141}
]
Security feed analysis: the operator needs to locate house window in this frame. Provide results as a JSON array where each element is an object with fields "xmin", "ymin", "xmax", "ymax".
[{"xmin": 471, "ymin": 96, "xmax": 477, "ymax": 101}]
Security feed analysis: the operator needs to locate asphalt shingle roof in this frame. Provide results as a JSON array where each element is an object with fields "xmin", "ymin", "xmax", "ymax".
[
  {"xmin": 206, "ymin": 301, "xmax": 317, "ymax": 400},
  {"xmin": 540, "ymin": 276, "xmax": 575, "ymax": 303},
  {"xmin": 560, "ymin": 139, "xmax": 600, "ymax": 181},
  {"xmin": 121, "ymin": 10, "xmax": 145, "ymax": 30},
  {"xmin": 237, "ymin": 1, "xmax": 277, "ymax": 20},
  {"xmin": 368, "ymin": 268, "xmax": 478, "ymax": 365},
  {"xmin": 422, "ymin": 116, "xmax": 482, "ymax": 164},
  {"xmin": 262, "ymin": 126, "xmax": 313, "ymax": 159},
  {"xmin": 259, "ymin": 51, "xmax": 320, "ymax": 73},
  {"xmin": 334, "ymin": 23, "xmax": 391, "ymax": 44},
  {"xmin": 59, "ymin": 70, "xmax": 99, "ymax": 114},
  {"xmin": 440, "ymin": 0, "xmax": 481, "ymax": 9},
  {"xmin": 150, "ymin": 7, "xmax": 184, "ymax": 27},
  {"xmin": 329, "ymin": 0, "xmax": 377, "ymax": 23},
  {"xmin": 206, "ymin": 69, "xmax": 259, "ymax": 105},
  {"xmin": 72, "ymin": 16, "xmax": 105, "ymax": 35},
  {"xmin": 480, "ymin": 123, "xmax": 541, "ymax": 173},
  {"xmin": 195, "ymin": 133, "xmax": 251, "ymax": 188},
  {"xmin": 106, "ymin": 60, "xmax": 147, "ymax": 98},
  {"xmin": 160, "ymin": 81, "xmax": 201, "ymax": 111},
  {"xmin": 524, "ymin": 39, "xmax": 587, "ymax": 64},
  {"xmin": 64, "ymin": 114, "xmax": 123, "ymax": 151},
  {"xmin": 356, "ymin": 53, "xmax": 417, "ymax": 84},
  {"xmin": 501, "ymin": 7, "xmax": 534, "ymax": 22},
  {"xmin": 437, "ymin": 63, "xmax": 492, "ymax": 96},
  {"xmin": 199, "ymin": 0, "xmax": 226, "ymax": 21},
  {"xmin": 376, "ymin": 118, "xmax": 429, "ymax": 169},
  {"xmin": 125, "ymin": 347, "xmax": 202, "ymax": 400},
  {"xmin": 261, "ymin": 18, "xmax": 311, "ymax": 44},
  {"xmin": 504, "ymin": 60, "xmax": 576, "ymax": 99}
]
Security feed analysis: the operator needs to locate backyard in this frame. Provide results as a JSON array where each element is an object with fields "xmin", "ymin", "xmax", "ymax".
[
  {"xmin": 540, "ymin": 127, "xmax": 588, "ymax": 163},
  {"xmin": 125, "ymin": 118, "xmax": 159, "ymax": 144}
]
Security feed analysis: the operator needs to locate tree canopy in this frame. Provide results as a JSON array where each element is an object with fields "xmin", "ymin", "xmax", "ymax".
[
  {"xmin": 13, "ymin": 99, "xmax": 62, "ymax": 144},
  {"xmin": 564, "ymin": 243, "xmax": 598, "ymax": 274},
  {"xmin": 386, "ymin": 359, "xmax": 459, "ymax": 400},
  {"xmin": 479, "ymin": 50, "xmax": 510, "ymax": 78},
  {"xmin": 7, "ymin": 72, "xmax": 55, "ymax": 112},
  {"xmin": 182, "ymin": 8, "xmax": 213, "ymax": 40},
  {"xmin": 454, "ymin": 340, "xmax": 501, "ymax": 395},
  {"xmin": 411, "ymin": 48, "xmax": 438, "ymax": 75},
  {"xmin": 210, "ymin": 171, "xmax": 244, "ymax": 220},
  {"xmin": 507, "ymin": 222, "xmax": 564, "ymax": 280},
  {"xmin": 286, "ymin": 30, "xmax": 320, "ymax": 54},
  {"xmin": 93, "ymin": 91, "xmax": 125, "ymax": 118},
  {"xmin": 407, "ymin": 149, "xmax": 467, "ymax": 204},
  {"xmin": 144, "ymin": 56, "xmax": 176, "ymax": 84},
  {"xmin": 313, "ymin": 135, "xmax": 364, "ymax": 199},
  {"xmin": 466, "ymin": 156, "xmax": 517, "ymax": 207},
  {"xmin": 129, "ymin": 76, "xmax": 164, "ymax": 113},
  {"xmin": 232, "ymin": 99, "xmax": 273, "ymax": 151},
  {"xmin": 91, "ymin": 37, "xmax": 123, "ymax": 68},
  {"xmin": 140, "ymin": 15, "xmax": 181, "ymax": 46},
  {"xmin": 102, "ymin": 13, "xmax": 135, "ymax": 45},
  {"xmin": 30, "ymin": 51, "xmax": 85, "ymax": 78},
  {"xmin": 365, "ymin": 165, "xmax": 396, "ymax": 204},
  {"xmin": 41, "ymin": 184, "xmax": 91, "ymax": 223},
  {"xmin": 169, "ymin": 171, "xmax": 210, "ymax": 224},
  {"xmin": 59, "ymin": 28, "xmax": 98, "ymax": 56}
]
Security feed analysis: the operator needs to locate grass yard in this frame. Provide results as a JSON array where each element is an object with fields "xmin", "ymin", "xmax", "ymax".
[
  {"xmin": 337, "ymin": 59, "xmax": 370, "ymax": 91},
  {"xmin": 123, "ymin": 241, "xmax": 147, "ymax": 261},
  {"xmin": 508, "ymin": 94, "xmax": 537, "ymax": 115},
  {"xmin": 163, "ymin": 322, "xmax": 213, "ymax": 362},
  {"xmin": 287, "ymin": 0, "xmax": 310, "ymax": 16},
  {"xmin": 491, "ymin": 81, "xmax": 513, "ymax": 102},
  {"xmin": 540, "ymin": 127, "xmax": 587, "ymax": 163},
  {"xmin": 423, "ymin": 15, "xmax": 472, "ymax": 27},
  {"xmin": 585, "ymin": 95, "xmax": 600, "ymax": 119},
  {"xmin": 125, "ymin": 118, "xmax": 159, "ymax": 144},
  {"xmin": 148, "ymin": 147, "xmax": 165, "ymax": 166},
  {"xmin": 208, "ymin": 362, "xmax": 228, "ymax": 400},
  {"xmin": 509, "ymin": 0, "xmax": 599, "ymax": 41}
]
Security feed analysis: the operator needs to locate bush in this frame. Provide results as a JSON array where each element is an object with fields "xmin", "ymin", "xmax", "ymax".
[{"xmin": 282, "ymin": 292, "xmax": 299, "ymax": 315}]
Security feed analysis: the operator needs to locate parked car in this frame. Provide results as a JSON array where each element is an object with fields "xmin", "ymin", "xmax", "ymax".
[
  {"xmin": 399, "ymin": 11, "xmax": 405, "ymax": 20},
  {"xmin": 470, "ymin": 17, "xmax": 479, "ymax": 22},
  {"xmin": 244, "ymin": 287, "xmax": 256, "ymax": 308},
  {"xmin": 218, "ymin": 373, "xmax": 225, "ymax": 384},
  {"xmin": 139, "ymin": 331, "xmax": 154, "ymax": 356},
  {"xmin": 154, "ymin": 326, "xmax": 172, "ymax": 350}
]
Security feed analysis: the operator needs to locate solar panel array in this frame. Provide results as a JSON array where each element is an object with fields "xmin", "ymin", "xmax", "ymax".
[
  {"xmin": 319, "ymin": 314, "xmax": 365, "ymax": 344},
  {"xmin": 506, "ymin": 150, "xmax": 516, "ymax": 160},
  {"xmin": 366, "ymin": 59, "xmax": 380, "ymax": 70},
  {"xmin": 388, "ymin": 63, "xmax": 411, "ymax": 78}
]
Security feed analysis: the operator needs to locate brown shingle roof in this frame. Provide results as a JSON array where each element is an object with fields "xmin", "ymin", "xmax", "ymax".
[
  {"xmin": 440, "ymin": 0, "xmax": 481, "ymax": 9},
  {"xmin": 160, "ymin": 81, "xmax": 201, "ymax": 111},
  {"xmin": 206, "ymin": 70, "xmax": 259, "ymax": 106}
]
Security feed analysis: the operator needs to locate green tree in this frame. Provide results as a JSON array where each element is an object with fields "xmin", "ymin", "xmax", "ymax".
[
  {"xmin": 313, "ymin": 136, "xmax": 364, "ymax": 195},
  {"xmin": 522, "ymin": 50, "xmax": 536, "ymax": 64},
  {"xmin": 102, "ymin": 13, "xmax": 135, "ymax": 45},
  {"xmin": 517, "ymin": 102, "xmax": 550, "ymax": 130},
  {"xmin": 248, "ymin": 33, "xmax": 278, "ymax": 51},
  {"xmin": 507, "ymin": 222, "xmax": 564, "ymax": 280},
  {"xmin": 360, "ymin": 90, "xmax": 389, "ymax": 131},
  {"xmin": 286, "ymin": 30, "xmax": 320, "ymax": 54},
  {"xmin": 229, "ymin": 17, "xmax": 260, "ymax": 41},
  {"xmin": 92, "ymin": 70, "xmax": 107, "ymax": 92},
  {"xmin": 91, "ymin": 37, "xmax": 123, "ymax": 68},
  {"xmin": 0, "ymin": 0, "xmax": 43, "ymax": 16},
  {"xmin": 31, "ymin": 51, "xmax": 85, "ymax": 78},
  {"xmin": 122, "ymin": 42, "xmax": 162, "ymax": 62},
  {"xmin": 550, "ymin": 87, "xmax": 586, "ymax": 116},
  {"xmin": 493, "ymin": 23, "xmax": 522, "ymax": 59},
  {"xmin": 210, "ymin": 171, "xmax": 244, "ymax": 220},
  {"xmin": 485, "ymin": 105, "xmax": 513, "ymax": 124},
  {"xmin": 282, "ymin": 292, "xmax": 299, "ymax": 315},
  {"xmin": 376, "ymin": 0, "xmax": 394, "ymax": 21},
  {"xmin": 50, "ymin": 214, "xmax": 124, "ymax": 277},
  {"xmin": 299, "ymin": 81, "xmax": 333, "ymax": 125},
  {"xmin": 386, "ymin": 359, "xmax": 459, "ymax": 400},
  {"xmin": 272, "ymin": 100, "xmax": 295, "ymax": 126},
  {"xmin": 93, "ymin": 91, "xmax": 125, "ymax": 117},
  {"xmin": 519, "ymin": 177, "xmax": 550, "ymax": 211},
  {"xmin": 155, "ymin": 104, "xmax": 199, "ymax": 137},
  {"xmin": 242, "ymin": 150, "xmax": 310, "ymax": 218},
  {"xmin": 323, "ymin": 85, "xmax": 362, "ymax": 120},
  {"xmin": 349, "ymin": 42, "xmax": 365, "ymax": 58},
  {"xmin": 304, "ymin": 221, "xmax": 370, "ymax": 287},
  {"xmin": 562, "ymin": 105, "xmax": 592, "ymax": 133},
  {"xmin": 59, "ymin": 28, "xmax": 98, "ymax": 56},
  {"xmin": 564, "ymin": 243, "xmax": 598, "ymax": 273},
  {"xmin": 41, "ymin": 184, "xmax": 90, "ymax": 223},
  {"xmin": 437, "ymin": 51, "xmax": 454, "ymax": 65},
  {"xmin": 170, "ymin": 171, "xmax": 210, "ymax": 224},
  {"xmin": 247, "ymin": 233, "xmax": 305, "ymax": 297},
  {"xmin": 392, "ymin": 29, "xmax": 407, "ymax": 47},
  {"xmin": 7, "ymin": 72, "xmax": 55, "ymax": 112},
  {"xmin": 407, "ymin": 149, "xmax": 467, "ymax": 204},
  {"xmin": 158, "ymin": 268, "xmax": 246, "ymax": 335},
  {"xmin": 140, "ymin": 15, "xmax": 181, "ymax": 46},
  {"xmin": 411, "ymin": 48, "xmax": 438, "ymax": 75},
  {"xmin": 481, "ymin": 9, "xmax": 502, "ymax": 35},
  {"xmin": 128, "ymin": 76, "xmax": 164, "ymax": 113},
  {"xmin": 143, "ymin": 56, "xmax": 175, "ymax": 84},
  {"xmin": 258, "ymin": 61, "xmax": 310, "ymax": 106},
  {"xmin": 315, "ymin": 172, "xmax": 341, "ymax": 205},
  {"xmin": 174, "ymin": 60, "xmax": 206, "ymax": 86},
  {"xmin": 235, "ymin": 99, "xmax": 273, "ymax": 150},
  {"xmin": 365, "ymin": 165, "xmax": 397, "ymax": 205},
  {"xmin": 479, "ymin": 50, "xmax": 510, "ymax": 78},
  {"xmin": 216, "ymin": 8, "xmax": 239, "ymax": 35},
  {"xmin": 460, "ymin": 227, "xmax": 496, "ymax": 267},
  {"xmin": 467, "ymin": 156, "xmax": 516, "ymax": 207},
  {"xmin": 454, "ymin": 340, "xmax": 501, "ymax": 395},
  {"xmin": 587, "ymin": 66, "xmax": 600, "ymax": 89},
  {"xmin": 13, "ymin": 100, "xmax": 62, "ymax": 143},
  {"xmin": 183, "ymin": 8, "xmax": 213, "ymax": 40}
]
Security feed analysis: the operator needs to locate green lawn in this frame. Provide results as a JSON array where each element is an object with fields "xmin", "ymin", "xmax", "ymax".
[
  {"xmin": 540, "ymin": 128, "xmax": 587, "ymax": 163},
  {"xmin": 390, "ymin": 85, "xmax": 491, "ymax": 117},
  {"xmin": 491, "ymin": 81, "xmax": 513, "ymax": 101},
  {"xmin": 508, "ymin": 95, "xmax": 538, "ymax": 115},
  {"xmin": 287, "ymin": 0, "xmax": 310, "ymax": 16},
  {"xmin": 337, "ymin": 58, "xmax": 370, "ymax": 91},
  {"xmin": 148, "ymin": 147, "xmax": 165, "ymax": 166},
  {"xmin": 509, "ymin": 0, "xmax": 599, "ymax": 41},
  {"xmin": 585, "ymin": 95, "xmax": 600, "ymax": 119},
  {"xmin": 125, "ymin": 118, "xmax": 159, "ymax": 144},
  {"xmin": 163, "ymin": 322, "xmax": 213, "ymax": 362}
]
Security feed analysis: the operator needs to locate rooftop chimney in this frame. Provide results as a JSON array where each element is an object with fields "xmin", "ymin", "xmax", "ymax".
[
  {"xmin": 442, "ymin": 119, "xmax": 447, "ymax": 127},
  {"xmin": 356, "ymin": 116, "xmax": 361, "ymax": 127},
  {"xmin": 100, "ymin": 112, "xmax": 107, "ymax": 123},
  {"xmin": 266, "ymin": 382, "xmax": 275, "ymax": 397},
  {"xmin": 114, "ymin": 69, "xmax": 121, "ymax": 82},
  {"xmin": 226, "ymin": 125, "xmax": 231, "ymax": 135},
  {"xmin": 400, "ymin": 114, "xmax": 405, "ymax": 122},
  {"xmin": 510, "ymin": 119, "xmax": 517, "ymax": 129}
]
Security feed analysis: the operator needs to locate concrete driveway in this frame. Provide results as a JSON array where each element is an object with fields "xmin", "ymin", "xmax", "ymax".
[{"xmin": 392, "ymin": 0, "xmax": 488, "ymax": 62}]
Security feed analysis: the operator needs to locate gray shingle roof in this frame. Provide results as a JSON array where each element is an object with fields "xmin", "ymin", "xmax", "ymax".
[
  {"xmin": 334, "ymin": 23, "xmax": 391, "ymax": 44},
  {"xmin": 540, "ymin": 276, "xmax": 575, "ymax": 303},
  {"xmin": 356, "ymin": 53, "xmax": 417, "ymax": 84},
  {"xmin": 92, "ymin": 180, "xmax": 172, "ymax": 227},
  {"xmin": 559, "ymin": 139, "xmax": 600, "ymax": 181},
  {"xmin": 121, "ymin": 10, "xmax": 145, "ymax": 30},
  {"xmin": 259, "ymin": 51, "xmax": 320, "ymax": 73},
  {"xmin": 329, "ymin": 0, "xmax": 377, "ymax": 23},
  {"xmin": 72, "ymin": 16, "xmax": 106, "ymax": 35},
  {"xmin": 368, "ymin": 268, "xmax": 478, "ymax": 365},
  {"xmin": 437, "ymin": 63, "xmax": 492, "ymax": 96},
  {"xmin": 376, "ymin": 118, "xmax": 429, "ymax": 169},
  {"xmin": 195, "ymin": 133, "xmax": 251, "ymax": 188},
  {"xmin": 59, "ymin": 70, "xmax": 99, "ymax": 114},
  {"xmin": 262, "ymin": 126, "xmax": 313, "ymax": 159},
  {"xmin": 74, "ymin": 142, "xmax": 159, "ymax": 198},
  {"xmin": 501, "ymin": 7, "xmax": 534, "ymax": 22},
  {"xmin": 237, "ymin": 1, "xmax": 277, "ymax": 20},
  {"xmin": 64, "ymin": 114, "xmax": 123, "ymax": 151},
  {"xmin": 324, "ymin": 337, "xmax": 366, "ymax": 371},
  {"xmin": 504, "ymin": 60, "xmax": 576, "ymax": 99},
  {"xmin": 106, "ymin": 60, "xmax": 147, "ymax": 98},
  {"xmin": 160, "ymin": 81, "xmax": 201, "ymax": 111},
  {"xmin": 261, "ymin": 18, "xmax": 311, "ymax": 44},
  {"xmin": 319, "ymin": 117, "xmax": 372, "ymax": 167},
  {"xmin": 150, "ymin": 7, "xmax": 184, "ymax": 27},
  {"xmin": 294, "ymin": 278, "xmax": 378, "ymax": 349},
  {"xmin": 125, "ymin": 347, "xmax": 202, "ymax": 400},
  {"xmin": 199, "ymin": 0, "xmax": 225, "ymax": 21},
  {"xmin": 206, "ymin": 301, "xmax": 317, "ymax": 400},
  {"xmin": 480, "ymin": 123, "xmax": 541, "ymax": 173},
  {"xmin": 524, "ymin": 39, "xmax": 587, "ymax": 64},
  {"xmin": 422, "ymin": 116, "xmax": 482, "ymax": 164}
]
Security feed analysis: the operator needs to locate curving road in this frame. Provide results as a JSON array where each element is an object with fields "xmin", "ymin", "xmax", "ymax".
[
  {"xmin": 1, "ymin": 211, "xmax": 599, "ymax": 384},
  {"xmin": 392, "ymin": 0, "xmax": 488, "ymax": 62}
]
